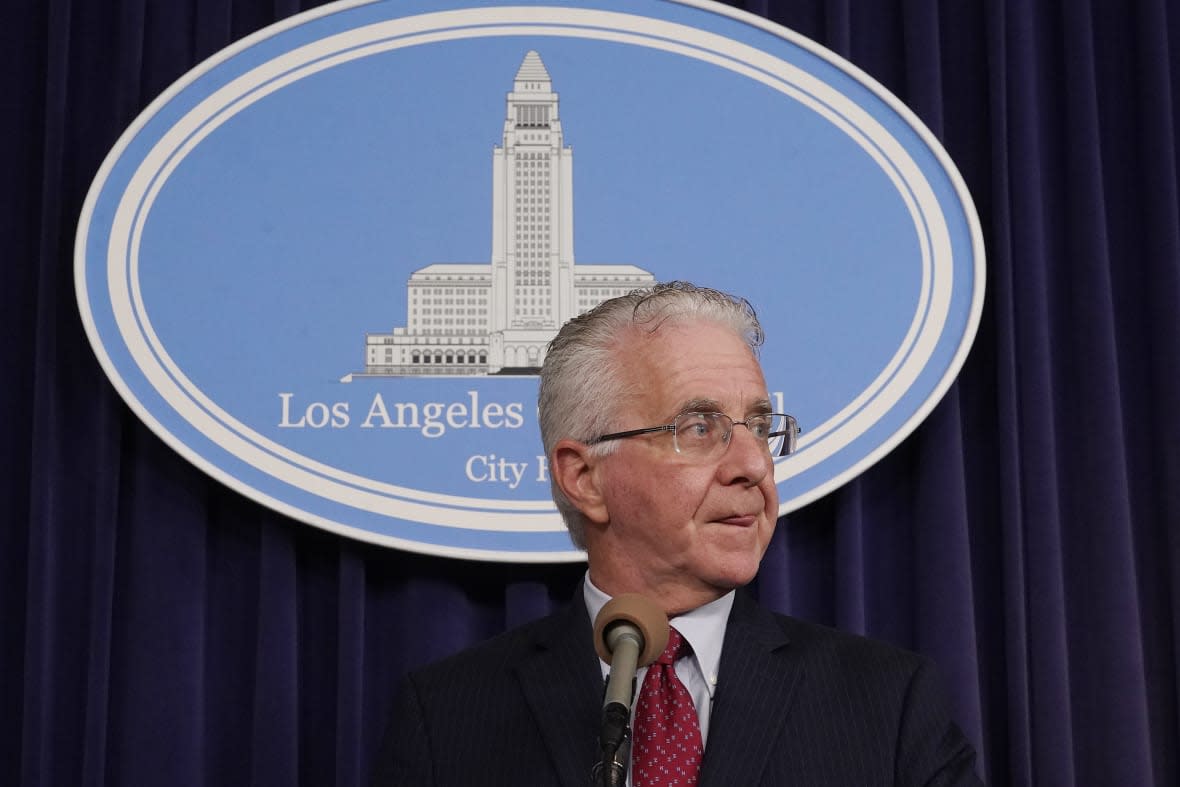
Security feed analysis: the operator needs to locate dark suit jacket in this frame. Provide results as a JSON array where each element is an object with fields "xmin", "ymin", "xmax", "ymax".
[{"xmin": 370, "ymin": 591, "xmax": 982, "ymax": 786}]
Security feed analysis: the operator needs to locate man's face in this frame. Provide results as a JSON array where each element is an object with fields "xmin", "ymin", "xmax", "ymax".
[{"xmin": 587, "ymin": 319, "xmax": 779, "ymax": 611}]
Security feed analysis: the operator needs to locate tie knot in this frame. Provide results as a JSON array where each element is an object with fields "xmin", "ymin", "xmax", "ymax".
[{"xmin": 656, "ymin": 626, "xmax": 692, "ymax": 665}]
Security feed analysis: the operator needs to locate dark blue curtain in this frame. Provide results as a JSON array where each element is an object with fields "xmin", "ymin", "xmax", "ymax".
[{"xmin": 3, "ymin": 0, "xmax": 1178, "ymax": 784}]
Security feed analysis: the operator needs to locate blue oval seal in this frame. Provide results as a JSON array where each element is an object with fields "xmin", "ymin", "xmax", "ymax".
[{"xmin": 75, "ymin": 0, "xmax": 984, "ymax": 561}]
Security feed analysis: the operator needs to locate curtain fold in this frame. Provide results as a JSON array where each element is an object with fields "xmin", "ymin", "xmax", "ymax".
[{"xmin": 2, "ymin": 0, "xmax": 1178, "ymax": 785}]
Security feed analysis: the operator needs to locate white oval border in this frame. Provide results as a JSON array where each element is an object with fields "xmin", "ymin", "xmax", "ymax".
[{"xmin": 76, "ymin": 1, "xmax": 985, "ymax": 561}]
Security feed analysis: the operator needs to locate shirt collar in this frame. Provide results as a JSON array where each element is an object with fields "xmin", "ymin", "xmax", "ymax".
[{"xmin": 582, "ymin": 573, "xmax": 734, "ymax": 696}]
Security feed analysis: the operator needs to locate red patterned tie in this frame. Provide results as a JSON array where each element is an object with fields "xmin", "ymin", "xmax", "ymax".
[{"xmin": 632, "ymin": 626, "xmax": 703, "ymax": 786}]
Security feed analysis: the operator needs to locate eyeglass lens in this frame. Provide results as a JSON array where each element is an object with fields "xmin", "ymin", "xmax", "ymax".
[{"xmin": 673, "ymin": 413, "xmax": 789, "ymax": 456}]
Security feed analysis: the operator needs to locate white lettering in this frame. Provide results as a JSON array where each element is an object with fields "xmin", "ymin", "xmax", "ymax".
[
  {"xmin": 279, "ymin": 391, "xmax": 528, "ymax": 435},
  {"xmin": 279, "ymin": 393, "xmax": 349, "ymax": 429},
  {"xmin": 446, "ymin": 401, "xmax": 469, "ymax": 428},
  {"xmin": 422, "ymin": 402, "xmax": 445, "ymax": 437},
  {"xmin": 464, "ymin": 454, "xmax": 530, "ymax": 489},
  {"xmin": 278, "ymin": 392, "xmax": 304, "ymax": 428},
  {"xmin": 305, "ymin": 401, "xmax": 330, "ymax": 428},
  {"xmin": 467, "ymin": 390, "xmax": 480, "ymax": 427},
  {"xmin": 504, "ymin": 458, "xmax": 526, "ymax": 490},
  {"xmin": 465, "ymin": 454, "xmax": 489, "ymax": 483},
  {"xmin": 482, "ymin": 401, "xmax": 504, "ymax": 428},
  {"xmin": 361, "ymin": 393, "xmax": 394, "ymax": 428}
]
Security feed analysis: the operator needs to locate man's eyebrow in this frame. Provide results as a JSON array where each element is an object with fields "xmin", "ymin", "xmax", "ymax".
[
  {"xmin": 678, "ymin": 398, "xmax": 723, "ymax": 415},
  {"xmin": 676, "ymin": 398, "xmax": 774, "ymax": 416},
  {"xmin": 749, "ymin": 399, "xmax": 774, "ymax": 414}
]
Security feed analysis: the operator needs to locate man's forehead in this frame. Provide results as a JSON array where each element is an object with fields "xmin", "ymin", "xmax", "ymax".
[
  {"xmin": 623, "ymin": 317, "xmax": 758, "ymax": 355},
  {"xmin": 615, "ymin": 318, "xmax": 769, "ymax": 401}
]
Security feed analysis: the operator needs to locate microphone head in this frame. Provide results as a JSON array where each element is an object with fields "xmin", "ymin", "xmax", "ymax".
[{"xmin": 593, "ymin": 593, "xmax": 669, "ymax": 667}]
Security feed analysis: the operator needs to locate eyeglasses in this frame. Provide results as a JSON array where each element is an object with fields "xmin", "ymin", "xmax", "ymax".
[{"xmin": 588, "ymin": 412, "xmax": 800, "ymax": 459}]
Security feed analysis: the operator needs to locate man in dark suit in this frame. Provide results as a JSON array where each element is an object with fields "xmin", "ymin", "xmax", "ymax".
[{"xmin": 371, "ymin": 282, "xmax": 982, "ymax": 786}]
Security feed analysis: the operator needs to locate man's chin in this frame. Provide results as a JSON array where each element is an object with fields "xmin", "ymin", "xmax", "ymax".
[{"xmin": 704, "ymin": 560, "xmax": 761, "ymax": 592}]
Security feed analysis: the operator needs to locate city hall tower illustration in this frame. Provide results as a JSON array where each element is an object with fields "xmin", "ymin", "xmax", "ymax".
[{"xmin": 358, "ymin": 51, "xmax": 653, "ymax": 377}]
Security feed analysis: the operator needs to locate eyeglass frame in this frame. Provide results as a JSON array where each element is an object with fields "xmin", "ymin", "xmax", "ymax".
[{"xmin": 587, "ymin": 412, "xmax": 800, "ymax": 458}]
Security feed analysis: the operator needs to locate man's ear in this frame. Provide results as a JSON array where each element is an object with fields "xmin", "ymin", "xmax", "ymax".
[{"xmin": 551, "ymin": 438, "xmax": 609, "ymax": 524}]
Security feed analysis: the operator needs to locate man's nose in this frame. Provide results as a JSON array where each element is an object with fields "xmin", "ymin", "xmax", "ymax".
[{"xmin": 718, "ymin": 423, "xmax": 771, "ymax": 486}]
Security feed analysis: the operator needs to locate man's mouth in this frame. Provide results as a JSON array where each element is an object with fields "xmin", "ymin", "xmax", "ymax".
[{"xmin": 717, "ymin": 514, "xmax": 757, "ymax": 527}]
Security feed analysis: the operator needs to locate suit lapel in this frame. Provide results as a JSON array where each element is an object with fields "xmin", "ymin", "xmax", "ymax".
[
  {"xmin": 700, "ymin": 593, "xmax": 802, "ymax": 786},
  {"xmin": 514, "ymin": 600, "xmax": 604, "ymax": 787}
]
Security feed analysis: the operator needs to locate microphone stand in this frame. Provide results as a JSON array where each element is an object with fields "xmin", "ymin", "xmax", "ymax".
[
  {"xmin": 591, "ymin": 625, "xmax": 642, "ymax": 786},
  {"xmin": 588, "ymin": 594, "xmax": 668, "ymax": 786},
  {"xmin": 591, "ymin": 678, "xmax": 634, "ymax": 787}
]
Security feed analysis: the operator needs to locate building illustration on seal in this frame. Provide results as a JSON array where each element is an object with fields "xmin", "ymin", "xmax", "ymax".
[{"xmin": 351, "ymin": 51, "xmax": 654, "ymax": 378}]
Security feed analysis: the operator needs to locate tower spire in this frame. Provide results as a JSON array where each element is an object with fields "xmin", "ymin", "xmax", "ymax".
[{"xmin": 513, "ymin": 50, "xmax": 551, "ymax": 90}]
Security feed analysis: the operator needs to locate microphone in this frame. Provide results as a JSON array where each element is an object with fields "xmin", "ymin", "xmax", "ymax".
[{"xmin": 591, "ymin": 594, "xmax": 669, "ymax": 787}]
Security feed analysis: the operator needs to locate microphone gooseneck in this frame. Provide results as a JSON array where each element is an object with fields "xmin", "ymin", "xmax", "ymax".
[{"xmin": 590, "ymin": 594, "xmax": 669, "ymax": 787}]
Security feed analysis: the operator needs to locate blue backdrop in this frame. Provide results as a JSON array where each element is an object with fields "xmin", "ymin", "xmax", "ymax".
[{"xmin": 2, "ymin": 0, "xmax": 1177, "ymax": 785}]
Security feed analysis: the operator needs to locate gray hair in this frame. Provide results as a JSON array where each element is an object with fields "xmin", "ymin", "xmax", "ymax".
[{"xmin": 537, "ymin": 281, "xmax": 765, "ymax": 548}]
